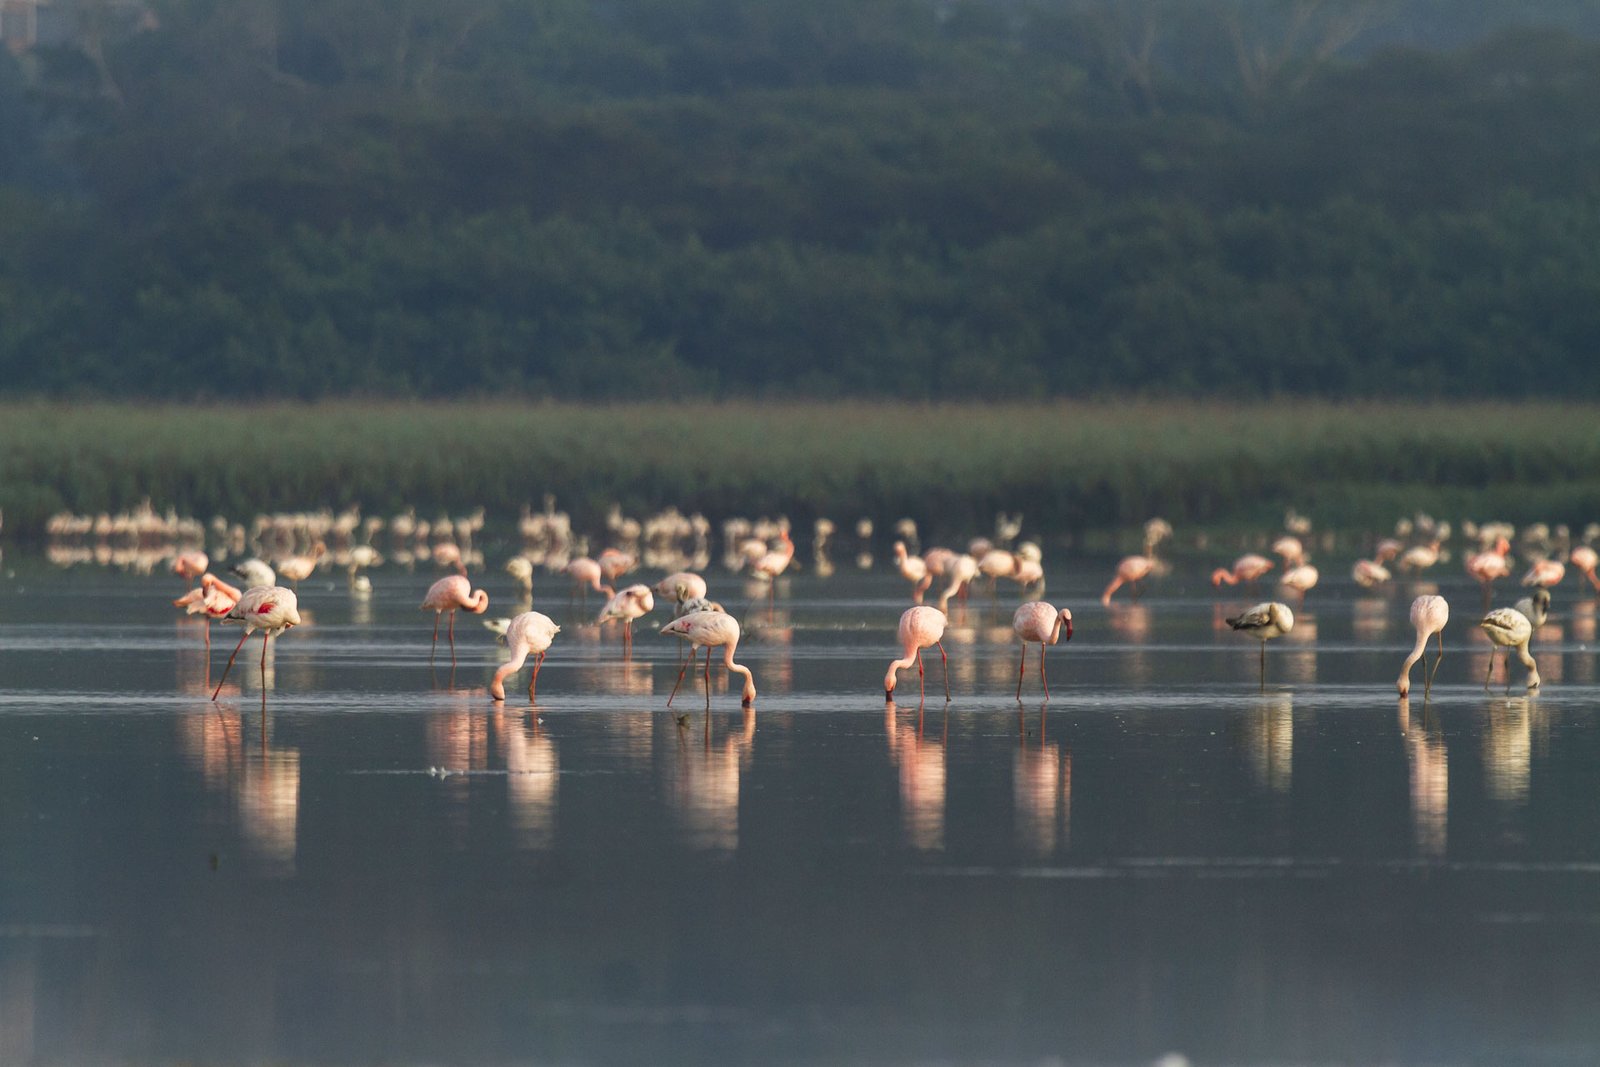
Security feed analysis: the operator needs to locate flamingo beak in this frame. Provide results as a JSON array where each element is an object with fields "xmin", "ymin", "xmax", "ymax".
[{"xmin": 1061, "ymin": 618, "xmax": 1073, "ymax": 641}]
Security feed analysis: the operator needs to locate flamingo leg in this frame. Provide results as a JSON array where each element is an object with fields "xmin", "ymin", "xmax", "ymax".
[
  {"xmin": 1484, "ymin": 651, "xmax": 1495, "ymax": 690},
  {"xmin": 1040, "ymin": 644, "xmax": 1049, "ymax": 701},
  {"xmin": 668, "ymin": 645, "xmax": 697, "ymax": 707},
  {"xmin": 704, "ymin": 645, "xmax": 713, "ymax": 710},
  {"xmin": 529, "ymin": 650, "xmax": 544, "ymax": 703},
  {"xmin": 938, "ymin": 641, "xmax": 949, "ymax": 701},
  {"xmin": 1259, "ymin": 641, "xmax": 1267, "ymax": 691},
  {"xmin": 623, "ymin": 619, "xmax": 632, "ymax": 660},
  {"xmin": 447, "ymin": 610, "xmax": 457, "ymax": 665},
  {"xmin": 1016, "ymin": 642, "xmax": 1027, "ymax": 701},
  {"xmin": 212, "ymin": 627, "xmax": 252, "ymax": 700},
  {"xmin": 1425, "ymin": 632, "xmax": 1443, "ymax": 695},
  {"xmin": 430, "ymin": 612, "xmax": 441, "ymax": 663},
  {"xmin": 259, "ymin": 631, "xmax": 271, "ymax": 690},
  {"xmin": 916, "ymin": 649, "xmax": 926, "ymax": 702}
]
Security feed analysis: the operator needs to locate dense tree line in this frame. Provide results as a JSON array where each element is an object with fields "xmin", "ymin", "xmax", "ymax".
[{"xmin": 1, "ymin": 0, "xmax": 1599, "ymax": 399}]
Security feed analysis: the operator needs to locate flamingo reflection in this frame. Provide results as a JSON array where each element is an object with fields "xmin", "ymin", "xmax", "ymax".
[
  {"xmin": 1014, "ymin": 706, "xmax": 1071, "ymax": 855},
  {"xmin": 884, "ymin": 700, "xmax": 946, "ymax": 851},
  {"xmin": 491, "ymin": 709, "xmax": 559, "ymax": 850},
  {"xmin": 667, "ymin": 708, "xmax": 755, "ymax": 851},
  {"xmin": 1241, "ymin": 694, "xmax": 1294, "ymax": 793},
  {"xmin": 1483, "ymin": 697, "xmax": 1532, "ymax": 807},
  {"xmin": 1398, "ymin": 698, "xmax": 1448, "ymax": 859}
]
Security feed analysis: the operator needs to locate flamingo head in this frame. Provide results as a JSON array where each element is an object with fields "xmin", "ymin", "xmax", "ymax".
[{"xmin": 1057, "ymin": 608, "xmax": 1074, "ymax": 642}]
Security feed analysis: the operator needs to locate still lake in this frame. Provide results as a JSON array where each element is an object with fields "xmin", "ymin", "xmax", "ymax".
[{"xmin": 2, "ymin": 549, "xmax": 1599, "ymax": 1066}]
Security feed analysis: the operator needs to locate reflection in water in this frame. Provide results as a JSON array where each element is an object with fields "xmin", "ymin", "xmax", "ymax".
[
  {"xmin": 492, "ymin": 710, "xmax": 558, "ymax": 851},
  {"xmin": 239, "ymin": 746, "xmax": 301, "ymax": 877},
  {"xmin": 577, "ymin": 661, "xmax": 653, "ymax": 697},
  {"xmin": 885, "ymin": 701, "xmax": 946, "ymax": 851},
  {"xmin": 1399, "ymin": 698, "xmax": 1448, "ymax": 859},
  {"xmin": 1241, "ymin": 695, "xmax": 1294, "ymax": 793},
  {"xmin": 1483, "ymin": 697, "xmax": 1532, "ymax": 806},
  {"xmin": 1352, "ymin": 597, "xmax": 1391, "ymax": 640},
  {"xmin": 666, "ymin": 709, "xmax": 755, "ymax": 851},
  {"xmin": 1013, "ymin": 707, "xmax": 1071, "ymax": 855},
  {"xmin": 425, "ymin": 693, "xmax": 488, "ymax": 830}
]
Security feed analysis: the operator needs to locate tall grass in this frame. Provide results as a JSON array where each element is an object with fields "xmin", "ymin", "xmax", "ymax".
[{"xmin": 3, "ymin": 400, "xmax": 1598, "ymax": 539}]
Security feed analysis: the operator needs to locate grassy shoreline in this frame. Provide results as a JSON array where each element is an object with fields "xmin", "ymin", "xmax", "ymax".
[{"xmin": 3, "ymin": 400, "xmax": 1598, "ymax": 540}]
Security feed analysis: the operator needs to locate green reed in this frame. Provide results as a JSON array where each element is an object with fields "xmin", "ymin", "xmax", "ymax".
[{"xmin": 2, "ymin": 400, "xmax": 1598, "ymax": 539}]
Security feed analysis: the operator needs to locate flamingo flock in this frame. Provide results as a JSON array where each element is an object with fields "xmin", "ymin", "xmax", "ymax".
[{"xmin": 134, "ymin": 504, "xmax": 1595, "ymax": 709}]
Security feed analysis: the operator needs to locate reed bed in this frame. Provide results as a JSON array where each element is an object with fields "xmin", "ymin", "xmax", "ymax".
[{"xmin": 3, "ymin": 400, "xmax": 1598, "ymax": 539}]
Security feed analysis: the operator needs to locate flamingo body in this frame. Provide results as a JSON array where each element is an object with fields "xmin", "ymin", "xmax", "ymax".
[
  {"xmin": 490, "ymin": 612, "xmax": 560, "ymax": 702},
  {"xmin": 1212, "ymin": 554, "xmax": 1273, "ymax": 587},
  {"xmin": 1226, "ymin": 601, "xmax": 1294, "ymax": 688},
  {"xmin": 420, "ymin": 575, "xmax": 490, "ymax": 662},
  {"xmin": 660, "ymin": 610, "xmax": 755, "ymax": 706},
  {"xmin": 1012, "ymin": 602, "xmax": 1073, "ymax": 700},
  {"xmin": 1479, "ymin": 607, "xmax": 1540, "ymax": 690},
  {"xmin": 1101, "ymin": 555, "xmax": 1153, "ymax": 605},
  {"xmin": 1397, "ymin": 594, "xmax": 1449, "ymax": 697},
  {"xmin": 211, "ymin": 586, "xmax": 301, "ymax": 699},
  {"xmin": 885, "ymin": 606, "xmax": 949, "ymax": 702}
]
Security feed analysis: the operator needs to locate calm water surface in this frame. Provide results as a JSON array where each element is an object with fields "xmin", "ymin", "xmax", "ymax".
[{"xmin": 3, "ymin": 551, "xmax": 1600, "ymax": 1065}]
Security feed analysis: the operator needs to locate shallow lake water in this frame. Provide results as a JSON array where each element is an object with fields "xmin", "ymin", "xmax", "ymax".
[{"xmin": 3, "ymin": 548, "xmax": 1600, "ymax": 1065}]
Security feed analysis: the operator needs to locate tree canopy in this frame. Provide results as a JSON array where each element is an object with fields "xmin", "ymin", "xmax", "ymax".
[{"xmin": 2, "ymin": 0, "xmax": 1599, "ymax": 399}]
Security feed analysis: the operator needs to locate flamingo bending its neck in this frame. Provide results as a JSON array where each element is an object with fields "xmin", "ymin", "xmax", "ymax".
[
  {"xmin": 1012, "ymin": 602, "xmax": 1073, "ymax": 700},
  {"xmin": 212, "ymin": 586, "xmax": 301, "ymax": 700},
  {"xmin": 1397, "ymin": 595, "xmax": 1449, "ymax": 698},
  {"xmin": 489, "ymin": 612, "xmax": 560, "ymax": 702},
  {"xmin": 661, "ymin": 610, "xmax": 755, "ymax": 708},
  {"xmin": 420, "ymin": 575, "xmax": 489, "ymax": 663},
  {"xmin": 1212, "ymin": 554, "xmax": 1273, "ymax": 587},
  {"xmin": 1101, "ymin": 555, "xmax": 1153, "ymax": 605},
  {"xmin": 1479, "ymin": 607, "xmax": 1540, "ymax": 691},
  {"xmin": 885, "ymin": 606, "xmax": 949, "ymax": 703},
  {"xmin": 597, "ymin": 584, "xmax": 655, "ymax": 657}
]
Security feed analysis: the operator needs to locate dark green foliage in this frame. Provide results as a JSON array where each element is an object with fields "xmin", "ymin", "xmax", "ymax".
[{"xmin": 1, "ymin": 3, "xmax": 1600, "ymax": 399}]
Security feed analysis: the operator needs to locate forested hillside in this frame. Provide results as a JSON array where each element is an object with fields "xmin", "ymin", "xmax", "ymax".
[{"xmin": 2, "ymin": 0, "xmax": 1599, "ymax": 399}]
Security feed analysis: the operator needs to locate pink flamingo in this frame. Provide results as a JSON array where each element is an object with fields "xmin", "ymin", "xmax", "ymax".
[
  {"xmin": 1271, "ymin": 536, "xmax": 1304, "ymax": 567},
  {"xmin": 1279, "ymin": 563, "xmax": 1319, "ymax": 600},
  {"xmin": 1397, "ymin": 594, "xmax": 1449, "ymax": 698},
  {"xmin": 1398, "ymin": 541, "xmax": 1441, "ymax": 575},
  {"xmin": 171, "ymin": 550, "xmax": 209, "ymax": 582},
  {"xmin": 566, "ymin": 558, "xmax": 613, "ymax": 603},
  {"xmin": 1101, "ymin": 555, "xmax": 1153, "ymax": 605},
  {"xmin": 597, "ymin": 584, "xmax": 655, "ymax": 657},
  {"xmin": 598, "ymin": 548, "xmax": 636, "ymax": 584},
  {"xmin": 489, "ymin": 611, "xmax": 560, "ymax": 702},
  {"xmin": 420, "ymin": 575, "xmax": 489, "ymax": 663},
  {"xmin": 885, "ymin": 605, "xmax": 949, "ymax": 703},
  {"xmin": 1212, "ymin": 554, "xmax": 1273, "ymax": 587},
  {"xmin": 661, "ymin": 610, "xmax": 756, "ymax": 708},
  {"xmin": 174, "ymin": 573, "xmax": 242, "ymax": 647},
  {"xmin": 1012, "ymin": 602, "xmax": 1073, "ymax": 700},
  {"xmin": 751, "ymin": 530, "xmax": 795, "ymax": 582},
  {"xmin": 1521, "ymin": 558, "xmax": 1565, "ymax": 588},
  {"xmin": 211, "ymin": 586, "xmax": 301, "ymax": 700},
  {"xmin": 894, "ymin": 541, "xmax": 933, "ymax": 603},
  {"xmin": 1351, "ymin": 558, "xmax": 1391, "ymax": 588},
  {"xmin": 276, "ymin": 542, "xmax": 325, "ymax": 588},
  {"xmin": 1571, "ymin": 545, "xmax": 1600, "ymax": 592},
  {"xmin": 432, "ymin": 541, "xmax": 467, "ymax": 576},
  {"xmin": 935, "ymin": 554, "xmax": 979, "ymax": 613},
  {"xmin": 1465, "ymin": 537, "xmax": 1512, "ymax": 602}
]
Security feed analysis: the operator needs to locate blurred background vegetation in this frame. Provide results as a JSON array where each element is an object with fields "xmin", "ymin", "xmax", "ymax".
[{"xmin": 2, "ymin": 0, "xmax": 1599, "ymax": 401}]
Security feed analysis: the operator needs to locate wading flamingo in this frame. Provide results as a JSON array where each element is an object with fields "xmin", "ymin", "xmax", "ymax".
[
  {"xmin": 1271, "ymin": 536, "xmax": 1304, "ymax": 567},
  {"xmin": 1012, "ymin": 602, "xmax": 1073, "ymax": 700},
  {"xmin": 1398, "ymin": 541, "xmax": 1441, "ymax": 575},
  {"xmin": 894, "ymin": 542, "xmax": 933, "ymax": 603},
  {"xmin": 421, "ymin": 575, "xmax": 489, "ymax": 663},
  {"xmin": 1101, "ymin": 555, "xmax": 1153, "ymax": 605},
  {"xmin": 1351, "ymin": 559, "xmax": 1391, "ymax": 588},
  {"xmin": 1279, "ymin": 563, "xmax": 1319, "ymax": 600},
  {"xmin": 1465, "ymin": 537, "xmax": 1512, "ymax": 602},
  {"xmin": 1226, "ymin": 601, "xmax": 1295, "ymax": 690},
  {"xmin": 598, "ymin": 548, "xmax": 636, "ymax": 584},
  {"xmin": 432, "ymin": 541, "xmax": 466, "ymax": 576},
  {"xmin": 1512, "ymin": 587, "xmax": 1551, "ymax": 629},
  {"xmin": 489, "ymin": 612, "xmax": 560, "ymax": 703},
  {"xmin": 230, "ymin": 558, "xmax": 276, "ymax": 589},
  {"xmin": 174, "ymin": 573, "xmax": 242, "ymax": 647},
  {"xmin": 1521, "ymin": 558, "xmax": 1565, "ymax": 588},
  {"xmin": 505, "ymin": 556, "xmax": 535, "ymax": 595},
  {"xmin": 935, "ymin": 554, "xmax": 979, "ymax": 614},
  {"xmin": 277, "ymin": 542, "xmax": 326, "ymax": 588},
  {"xmin": 566, "ymin": 558, "xmax": 613, "ymax": 603},
  {"xmin": 172, "ymin": 550, "xmax": 209, "ymax": 582},
  {"xmin": 885, "ymin": 605, "xmax": 949, "ymax": 703},
  {"xmin": 1212, "ymin": 554, "xmax": 1273, "ymax": 587},
  {"xmin": 211, "ymin": 586, "xmax": 300, "ymax": 700},
  {"xmin": 597, "ymin": 584, "xmax": 655, "ymax": 657},
  {"xmin": 1570, "ymin": 545, "xmax": 1600, "ymax": 592},
  {"xmin": 661, "ymin": 610, "xmax": 755, "ymax": 708},
  {"xmin": 654, "ymin": 571, "xmax": 709, "ymax": 606},
  {"xmin": 1397, "ymin": 594, "xmax": 1449, "ymax": 698},
  {"xmin": 1479, "ymin": 606, "xmax": 1540, "ymax": 691}
]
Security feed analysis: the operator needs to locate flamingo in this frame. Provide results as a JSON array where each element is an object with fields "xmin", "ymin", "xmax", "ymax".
[
  {"xmin": 174, "ymin": 573, "xmax": 243, "ymax": 647},
  {"xmin": 1465, "ymin": 536, "xmax": 1513, "ymax": 600},
  {"xmin": 1101, "ymin": 555, "xmax": 1153, "ymax": 605},
  {"xmin": 894, "ymin": 541, "xmax": 933, "ymax": 603},
  {"xmin": 1012, "ymin": 602, "xmax": 1073, "ymax": 700},
  {"xmin": 505, "ymin": 556, "xmax": 535, "ymax": 595},
  {"xmin": 1397, "ymin": 595, "xmax": 1449, "ymax": 698},
  {"xmin": 1398, "ymin": 541, "xmax": 1440, "ymax": 575},
  {"xmin": 1521, "ymin": 558, "xmax": 1565, "ymax": 588},
  {"xmin": 489, "ymin": 612, "xmax": 560, "ymax": 702},
  {"xmin": 276, "ymin": 542, "xmax": 326, "ymax": 588},
  {"xmin": 885, "ymin": 605, "xmax": 949, "ymax": 703},
  {"xmin": 935, "ymin": 554, "xmax": 979, "ymax": 613},
  {"xmin": 1570, "ymin": 545, "xmax": 1600, "ymax": 592},
  {"xmin": 432, "ymin": 541, "xmax": 467, "ymax": 576},
  {"xmin": 1226, "ymin": 601, "xmax": 1295, "ymax": 689},
  {"xmin": 751, "ymin": 530, "xmax": 795, "ymax": 583},
  {"xmin": 211, "ymin": 586, "xmax": 301, "ymax": 700},
  {"xmin": 1271, "ymin": 536, "xmax": 1304, "ymax": 567},
  {"xmin": 1279, "ymin": 563, "xmax": 1319, "ymax": 599},
  {"xmin": 230, "ymin": 558, "xmax": 276, "ymax": 589},
  {"xmin": 660, "ymin": 610, "xmax": 756, "ymax": 708},
  {"xmin": 171, "ymin": 550, "xmax": 209, "ymax": 581},
  {"xmin": 978, "ymin": 548, "xmax": 1019, "ymax": 591},
  {"xmin": 1512, "ymin": 587, "xmax": 1552, "ymax": 628},
  {"xmin": 566, "ymin": 558, "xmax": 613, "ymax": 602},
  {"xmin": 420, "ymin": 575, "xmax": 489, "ymax": 663},
  {"xmin": 1352, "ymin": 559, "xmax": 1391, "ymax": 588},
  {"xmin": 597, "ymin": 548, "xmax": 636, "ymax": 584},
  {"xmin": 597, "ymin": 584, "xmax": 655, "ymax": 657},
  {"xmin": 1479, "ymin": 607, "xmax": 1540, "ymax": 691},
  {"xmin": 654, "ymin": 571, "xmax": 709, "ymax": 606},
  {"xmin": 1212, "ymin": 554, "xmax": 1273, "ymax": 587}
]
